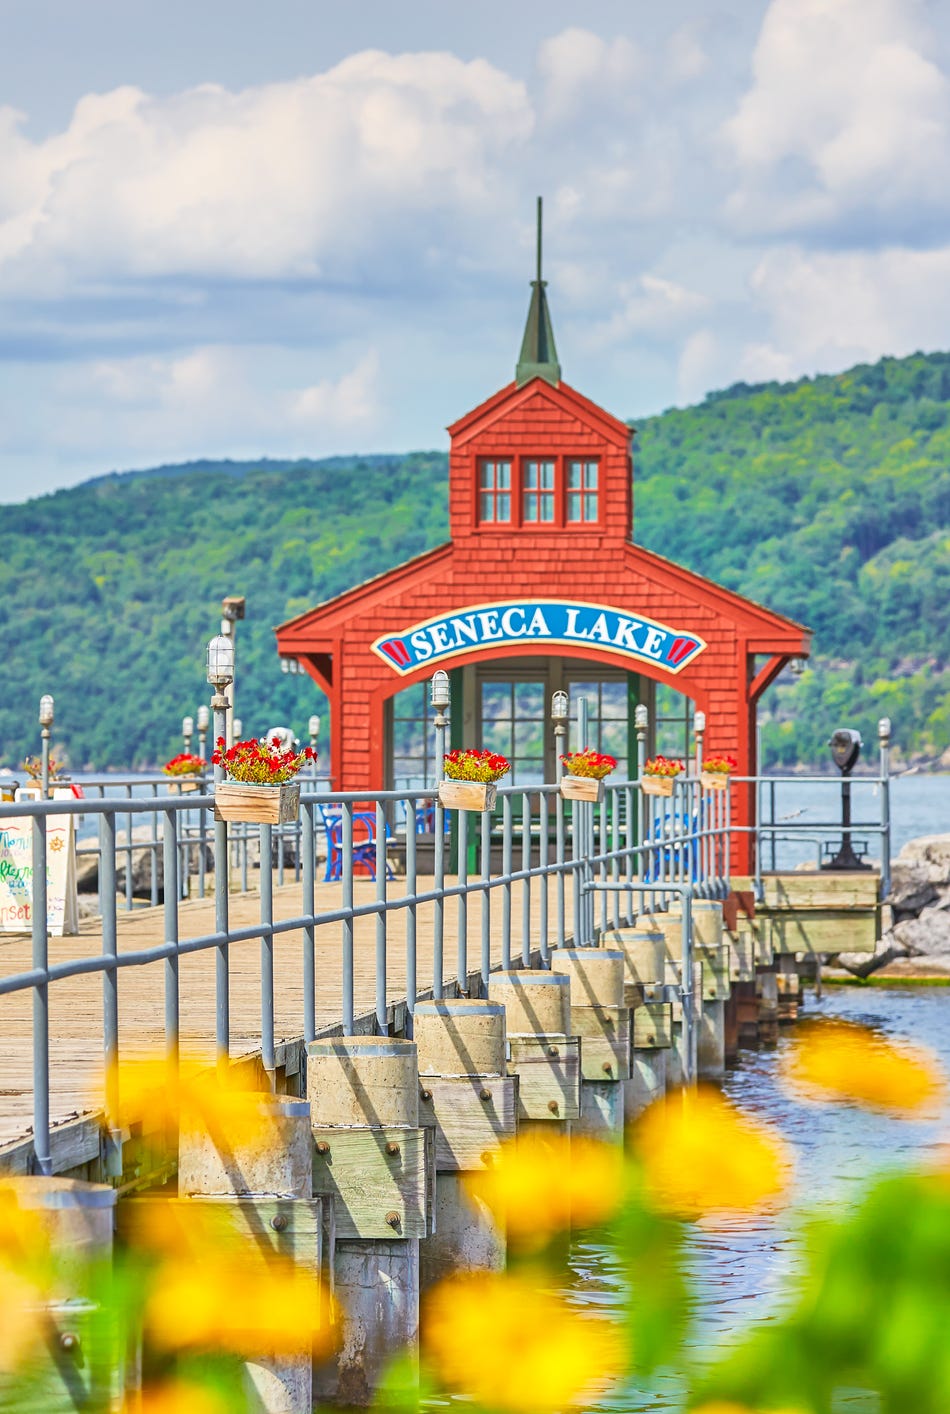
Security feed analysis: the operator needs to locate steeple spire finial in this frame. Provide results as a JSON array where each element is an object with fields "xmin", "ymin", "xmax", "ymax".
[{"xmin": 516, "ymin": 196, "xmax": 561, "ymax": 388}]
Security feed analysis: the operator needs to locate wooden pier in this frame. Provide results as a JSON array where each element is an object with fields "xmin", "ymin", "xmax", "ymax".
[{"xmin": 0, "ymin": 873, "xmax": 576, "ymax": 1163}]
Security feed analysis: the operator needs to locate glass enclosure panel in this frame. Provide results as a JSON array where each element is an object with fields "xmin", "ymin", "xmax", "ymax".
[
  {"xmin": 479, "ymin": 679, "xmax": 547, "ymax": 786},
  {"xmin": 392, "ymin": 682, "xmax": 440, "ymax": 789},
  {"xmin": 566, "ymin": 676, "xmax": 630, "ymax": 777},
  {"xmin": 654, "ymin": 682, "xmax": 693, "ymax": 764}
]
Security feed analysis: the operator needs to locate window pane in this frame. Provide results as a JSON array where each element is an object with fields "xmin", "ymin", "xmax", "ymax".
[
  {"xmin": 483, "ymin": 720, "xmax": 513, "ymax": 756},
  {"xmin": 567, "ymin": 461, "xmax": 581, "ymax": 489},
  {"xmin": 497, "ymin": 462, "xmax": 511, "ymax": 489},
  {"xmin": 567, "ymin": 493, "xmax": 581, "ymax": 522},
  {"xmin": 482, "ymin": 683, "xmax": 511, "ymax": 720},
  {"xmin": 586, "ymin": 462, "xmax": 598, "ymax": 489},
  {"xmin": 584, "ymin": 493, "xmax": 598, "ymax": 521},
  {"xmin": 525, "ymin": 463, "xmax": 538, "ymax": 489},
  {"xmin": 514, "ymin": 720, "xmax": 545, "ymax": 754},
  {"xmin": 480, "ymin": 493, "xmax": 494, "ymax": 521},
  {"xmin": 497, "ymin": 493, "xmax": 510, "ymax": 521},
  {"xmin": 601, "ymin": 682, "xmax": 627, "ymax": 717},
  {"xmin": 540, "ymin": 493, "xmax": 555, "ymax": 522},
  {"xmin": 541, "ymin": 461, "xmax": 555, "ymax": 489},
  {"xmin": 514, "ymin": 682, "xmax": 545, "ymax": 716},
  {"xmin": 479, "ymin": 462, "xmax": 494, "ymax": 489},
  {"xmin": 524, "ymin": 492, "xmax": 538, "ymax": 521}
]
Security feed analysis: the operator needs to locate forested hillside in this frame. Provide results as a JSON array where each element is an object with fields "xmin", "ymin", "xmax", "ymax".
[{"xmin": 1, "ymin": 349, "xmax": 948, "ymax": 771}]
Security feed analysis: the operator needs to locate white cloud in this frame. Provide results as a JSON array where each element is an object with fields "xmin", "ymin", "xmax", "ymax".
[
  {"xmin": 744, "ymin": 243, "xmax": 950, "ymax": 371},
  {"xmin": 537, "ymin": 28, "xmax": 642, "ymax": 121},
  {"xmin": 677, "ymin": 328, "xmax": 720, "ymax": 405},
  {"xmin": 0, "ymin": 53, "xmax": 532, "ymax": 291},
  {"xmin": 53, "ymin": 344, "xmax": 381, "ymax": 455},
  {"xmin": 723, "ymin": 0, "xmax": 950, "ymax": 237},
  {"xmin": 585, "ymin": 273, "xmax": 709, "ymax": 350}
]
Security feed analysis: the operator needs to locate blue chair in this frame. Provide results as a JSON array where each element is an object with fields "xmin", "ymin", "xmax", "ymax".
[
  {"xmin": 318, "ymin": 802, "xmax": 394, "ymax": 882},
  {"xmin": 642, "ymin": 809, "xmax": 700, "ymax": 882}
]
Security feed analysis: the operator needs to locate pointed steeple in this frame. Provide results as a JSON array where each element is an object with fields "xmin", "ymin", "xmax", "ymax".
[{"xmin": 516, "ymin": 196, "xmax": 561, "ymax": 387}]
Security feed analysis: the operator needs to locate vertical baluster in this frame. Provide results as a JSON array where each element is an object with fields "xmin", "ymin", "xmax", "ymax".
[
  {"xmin": 302, "ymin": 800, "xmax": 316, "ymax": 1042},
  {"xmin": 406, "ymin": 800, "xmax": 418, "ymax": 1025},
  {"xmin": 457, "ymin": 806, "xmax": 469, "ymax": 992},
  {"xmin": 31, "ymin": 812, "xmax": 51, "ymax": 1176},
  {"xmin": 260, "ymin": 823, "xmax": 275, "ymax": 1081},
  {"xmin": 342, "ymin": 802, "xmax": 354, "ymax": 1033},
  {"xmin": 376, "ymin": 801, "xmax": 388, "ymax": 1033},
  {"xmin": 100, "ymin": 810, "xmax": 121, "ymax": 1174},
  {"xmin": 539, "ymin": 790, "xmax": 549, "ymax": 965},
  {"xmin": 480, "ymin": 807, "xmax": 491, "ymax": 990},
  {"xmin": 502, "ymin": 792, "xmax": 512, "ymax": 970},
  {"xmin": 163, "ymin": 806, "xmax": 180, "ymax": 1077}
]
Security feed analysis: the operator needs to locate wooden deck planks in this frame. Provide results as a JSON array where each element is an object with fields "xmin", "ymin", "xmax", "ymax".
[{"xmin": 0, "ymin": 870, "xmax": 578, "ymax": 1149}]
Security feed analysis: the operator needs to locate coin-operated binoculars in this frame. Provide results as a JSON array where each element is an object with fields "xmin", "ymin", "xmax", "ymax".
[{"xmin": 822, "ymin": 728, "xmax": 872, "ymax": 871}]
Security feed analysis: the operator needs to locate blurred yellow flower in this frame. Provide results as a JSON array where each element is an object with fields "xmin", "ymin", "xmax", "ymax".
[
  {"xmin": 692, "ymin": 1405, "xmax": 808, "ymax": 1414},
  {"xmin": 120, "ymin": 1197, "xmax": 239, "ymax": 1262},
  {"xmin": 132, "ymin": 1380, "xmax": 233, "ymax": 1414},
  {"xmin": 0, "ymin": 1265, "xmax": 44, "ymax": 1373},
  {"xmin": 107, "ymin": 1054, "xmax": 277, "ymax": 1151},
  {"xmin": 635, "ymin": 1087, "xmax": 789, "ymax": 1218},
  {"xmin": 424, "ymin": 1272, "xmax": 623, "ymax": 1411},
  {"xmin": 783, "ymin": 1021, "xmax": 944, "ymax": 1114},
  {"xmin": 0, "ymin": 1187, "xmax": 51, "ymax": 1273},
  {"xmin": 465, "ymin": 1133, "xmax": 623, "ymax": 1242},
  {"xmin": 146, "ymin": 1252, "xmax": 334, "ymax": 1358}
]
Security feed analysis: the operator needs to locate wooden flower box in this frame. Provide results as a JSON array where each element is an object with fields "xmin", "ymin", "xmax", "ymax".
[
  {"xmin": 641, "ymin": 775, "xmax": 675, "ymax": 797},
  {"xmin": 213, "ymin": 780, "xmax": 301, "ymax": 825},
  {"xmin": 167, "ymin": 777, "xmax": 203, "ymax": 794},
  {"xmin": 559, "ymin": 775, "xmax": 603, "ymax": 803},
  {"xmin": 700, "ymin": 771, "xmax": 729, "ymax": 791},
  {"xmin": 437, "ymin": 780, "xmax": 497, "ymax": 812}
]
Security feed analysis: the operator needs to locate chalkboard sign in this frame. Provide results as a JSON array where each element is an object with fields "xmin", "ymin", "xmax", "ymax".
[{"xmin": 0, "ymin": 800, "xmax": 78, "ymax": 936}]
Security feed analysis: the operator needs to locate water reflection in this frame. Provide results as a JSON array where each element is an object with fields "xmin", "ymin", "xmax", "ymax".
[{"xmin": 567, "ymin": 984, "xmax": 950, "ymax": 1412}]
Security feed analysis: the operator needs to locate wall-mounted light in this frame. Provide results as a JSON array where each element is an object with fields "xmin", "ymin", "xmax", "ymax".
[{"xmin": 280, "ymin": 656, "xmax": 302, "ymax": 675}]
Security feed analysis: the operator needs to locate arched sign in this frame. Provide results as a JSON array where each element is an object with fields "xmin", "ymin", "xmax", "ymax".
[{"xmin": 372, "ymin": 599, "xmax": 706, "ymax": 676}]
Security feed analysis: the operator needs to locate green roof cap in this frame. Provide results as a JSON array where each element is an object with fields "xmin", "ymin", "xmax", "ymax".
[{"xmin": 516, "ymin": 197, "xmax": 561, "ymax": 388}]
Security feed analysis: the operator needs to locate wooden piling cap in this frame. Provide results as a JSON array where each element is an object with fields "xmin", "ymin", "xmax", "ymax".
[
  {"xmin": 414, "ymin": 1000, "xmax": 506, "ymax": 1017},
  {"xmin": 3, "ymin": 1178, "xmax": 116, "ymax": 1209},
  {"xmin": 306, "ymin": 1038, "xmax": 417, "ymax": 1057},
  {"xmin": 490, "ymin": 970, "xmax": 570, "ymax": 986}
]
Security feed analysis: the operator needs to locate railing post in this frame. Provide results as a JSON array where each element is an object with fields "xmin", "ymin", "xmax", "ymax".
[
  {"xmin": 480, "ymin": 808, "xmax": 491, "ymax": 990},
  {"xmin": 457, "ymin": 805, "xmax": 469, "ymax": 989},
  {"xmin": 302, "ymin": 799, "xmax": 316, "ymax": 1042},
  {"xmin": 878, "ymin": 716, "xmax": 892, "ymax": 899},
  {"xmin": 260, "ymin": 822, "xmax": 275, "ymax": 1079},
  {"xmin": 163, "ymin": 805, "xmax": 180, "ymax": 1076},
  {"xmin": 99, "ymin": 809, "xmax": 122, "ymax": 1175},
  {"xmin": 376, "ymin": 800, "xmax": 388, "ymax": 1032},
  {"xmin": 342, "ymin": 802, "xmax": 354, "ymax": 1033},
  {"xmin": 30, "ymin": 812, "xmax": 51, "ymax": 1176}
]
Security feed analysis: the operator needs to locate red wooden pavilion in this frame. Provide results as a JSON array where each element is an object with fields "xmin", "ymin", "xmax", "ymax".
[{"xmin": 275, "ymin": 234, "xmax": 810, "ymax": 872}]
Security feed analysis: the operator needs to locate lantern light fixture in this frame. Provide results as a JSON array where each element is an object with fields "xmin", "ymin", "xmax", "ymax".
[
  {"xmin": 308, "ymin": 714, "xmax": 321, "ymax": 740},
  {"xmin": 182, "ymin": 715, "xmax": 194, "ymax": 738},
  {"xmin": 232, "ymin": 718, "xmax": 243, "ymax": 740},
  {"xmin": 634, "ymin": 704, "xmax": 649, "ymax": 732},
  {"xmin": 694, "ymin": 710, "xmax": 706, "ymax": 735},
  {"xmin": 877, "ymin": 717, "xmax": 891, "ymax": 745},
  {"xmin": 206, "ymin": 635, "xmax": 235, "ymax": 688},
  {"xmin": 196, "ymin": 705, "xmax": 210, "ymax": 732},
  {"xmin": 430, "ymin": 670, "xmax": 450, "ymax": 710},
  {"xmin": 38, "ymin": 694, "xmax": 55, "ymax": 729},
  {"xmin": 551, "ymin": 690, "xmax": 569, "ymax": 722}
]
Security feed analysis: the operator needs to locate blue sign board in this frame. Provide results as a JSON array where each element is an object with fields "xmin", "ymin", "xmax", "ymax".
[{"xmin": 372, "ymin": 600, "xmax": 706, "ymax": 676}]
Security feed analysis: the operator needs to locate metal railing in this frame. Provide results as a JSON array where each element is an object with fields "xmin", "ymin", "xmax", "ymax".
[{"xmin": 0, "ymin": 770, "xmax": 732, "ymax": 1175}]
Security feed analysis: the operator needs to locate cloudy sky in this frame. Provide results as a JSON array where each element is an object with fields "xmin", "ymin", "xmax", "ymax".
[{"xmin": 3, "ymin": 0, "xmax": 950, "ymax": 501}]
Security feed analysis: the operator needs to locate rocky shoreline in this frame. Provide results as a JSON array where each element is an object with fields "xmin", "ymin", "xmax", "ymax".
[{"xmin": 837, "ymin": 834, "xmax": 950, "ymax": 978}]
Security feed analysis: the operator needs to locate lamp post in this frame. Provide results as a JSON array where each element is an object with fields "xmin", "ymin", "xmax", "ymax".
[
  {"xmin": 551, "ymin": 690, "xmax": 569, "ymax": 781},
  {"xmin": 196, "ymin": 705, "xmax": 210, "ymax": 762},
  {"xmin": 38, "ymin": 694, "xmax": 54, "ymax": 798},
  {"xmin": 220, "ymin": 596, "xmax": 245, "ymax": 751},
  {"xmin": 182, "ymin": 715, "xmax": 194, "ymax": 755},
  {"xmin": 430, "ymin": 670, "xmax": 450, "ymax": 1000},
  {"xmin": 694, "ymin": 709, "xmax": 706, "ymax": 776},
  {"xmin": 206, "ymin": 633, "xmax": 234, "ymax": 1073}
]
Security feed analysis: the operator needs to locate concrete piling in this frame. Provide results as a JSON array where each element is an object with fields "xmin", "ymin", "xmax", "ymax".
[
  {"xmin": 308, "ymin": 1038, "xmax": 426, "ymax": 1408},
  {"xmin": 1, "ymin": 1178, "xmax": 120, "ymax": 1409},
  {"xmin": 488, "ymin": 971, "xmax": 580, "ymax": 1133},
  {"xmin": 550, "ymin": 949, "xmax": 628, "ymax": 1141},
  {"xmin": 178, "ymin": 1094, "xmax": 317, "ymax": 1414},
  {"xmin": 413, "ymin": 1000, "xmax": 511, "ymax": 1290}
]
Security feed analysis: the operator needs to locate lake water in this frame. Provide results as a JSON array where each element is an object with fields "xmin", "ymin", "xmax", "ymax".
[{"xmin": 571, "ymin": 981, "xmax": 950, "ymax": 1412}]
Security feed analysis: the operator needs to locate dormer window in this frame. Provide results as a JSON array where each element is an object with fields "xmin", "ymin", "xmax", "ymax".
[
  {"xmin": 477, "ymin": 456, "xmax": 601, "ymax": 528},
  {"xmin": 566, "ymin": 459, "xmax": 598, "ymax": 523},
  {"xmin": 523, "ymin": 460, "xmax": 555, "ymax": 523},
  {"xmin": 479, "ymin": 459, "xmax": 512, "ymax": 523}
]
